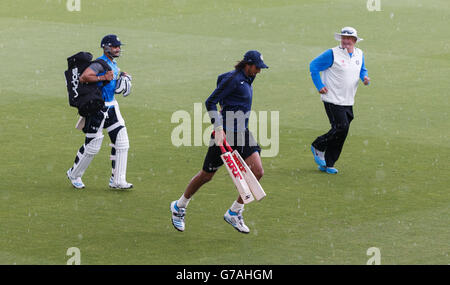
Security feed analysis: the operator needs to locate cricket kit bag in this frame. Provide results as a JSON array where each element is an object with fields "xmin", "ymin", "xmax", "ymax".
[{"xmin": 64, "ymin": 51, "xmax": 111, "ymax": 117}]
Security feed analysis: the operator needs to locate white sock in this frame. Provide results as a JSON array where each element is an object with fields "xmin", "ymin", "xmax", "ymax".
[
  {"xmin": 317, "ymin": 150, "xmax": 325, "ymax": 160},
  {"xmin": 177, "ymin": 194, "xmax": 191, "ymax": 208},
  {"xmin": 230, "ymin": 200, "xmax": 244, "ymax": 213}
]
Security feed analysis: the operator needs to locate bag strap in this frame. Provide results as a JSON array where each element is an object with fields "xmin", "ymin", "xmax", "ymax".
[
  {"xmin": 92, "ymin": 59, "xmax": 112, "ymax": 86},
  {"xmin": 93, "ymin": 59, "xmax": 112, "ymax": 72}
]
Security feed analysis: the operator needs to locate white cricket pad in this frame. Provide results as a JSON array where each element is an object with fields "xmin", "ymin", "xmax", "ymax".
[
  {"xmin": 70, "ymin": 135, "xmax": 104, "ymax": 178},
  {"xmin": 113, "ymin": 128, "xmax": 130, "ymax": 185}
]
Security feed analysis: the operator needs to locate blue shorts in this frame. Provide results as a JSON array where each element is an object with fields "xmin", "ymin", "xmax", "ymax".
[{"xmin": 202, "ymin": 129, "xmax": 261, "ymax": 173}]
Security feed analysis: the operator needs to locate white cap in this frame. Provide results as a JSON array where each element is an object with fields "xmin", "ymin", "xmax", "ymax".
[{"xmin": 334, "ymin": 27, "xmax": 363, "ymax": 42}]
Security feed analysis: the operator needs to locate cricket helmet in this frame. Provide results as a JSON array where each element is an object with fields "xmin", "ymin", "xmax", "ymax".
[{"xmin": 101, "ymin": 34, "xmax": 123, "ymax": 58}]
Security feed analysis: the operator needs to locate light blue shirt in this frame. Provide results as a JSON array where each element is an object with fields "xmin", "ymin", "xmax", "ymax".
[{"xmin": 96, "ymin": 55, "xmax": 120, "ymax": 103}]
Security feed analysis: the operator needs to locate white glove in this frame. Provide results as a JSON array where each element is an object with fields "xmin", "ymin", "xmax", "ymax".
[{"xmin": 115, "ymin": 72, "xmax": 132, "ymax": 97}]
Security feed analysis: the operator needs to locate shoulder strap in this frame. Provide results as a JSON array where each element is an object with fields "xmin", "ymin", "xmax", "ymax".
[
  {"xmin": 91, "ymin": 59, "xmax": 112, "ymax": 86},
  {"xmin": 93, "ymin": 59, "xmax": 112, "ymax": 71}
]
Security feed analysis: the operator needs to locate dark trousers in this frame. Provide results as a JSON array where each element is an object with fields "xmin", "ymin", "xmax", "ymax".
[{"xmin": 312, "ymin": 102, "xmax": 354, "ymax": 167}]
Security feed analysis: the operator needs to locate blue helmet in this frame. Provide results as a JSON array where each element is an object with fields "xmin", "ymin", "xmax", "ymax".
[
  {"xmin": 100, "ymin": 34, "xmax": 122, "ymax": 48},
  {"xmin": 101, "ymin": 34, "xmax": 123, "ymax": 58}
]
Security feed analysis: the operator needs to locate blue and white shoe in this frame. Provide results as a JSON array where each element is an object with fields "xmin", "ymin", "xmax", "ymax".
[
  {"xmin": 224, "ymin": 209, "xmax": 250, "ymax": 234},
  {"xmin": 318, "ymin": 165, "xmax": 339, "ymax": 174},
  {"xmin": 311, "ymin": 145, "xmax": 326, "ymax": 167},
  {"xmin": 67, "ymin": 169, "xmax": 85, "ymax": 189},
  {"xmin": 109, "ymin": 176, "xmax": 133, "ymax": 189},
  {"xmin": 326, "ymin": 167, "xmax": 338, "ymax": 174},
  {"xmin": 170, "ymin": 200, "xmax": 186, "ymax": 232}
]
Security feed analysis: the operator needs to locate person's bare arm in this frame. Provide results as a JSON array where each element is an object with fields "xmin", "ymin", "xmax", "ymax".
[{"xmin": 80, "ymin": 68, "xmax": 113, "ymax": 83}]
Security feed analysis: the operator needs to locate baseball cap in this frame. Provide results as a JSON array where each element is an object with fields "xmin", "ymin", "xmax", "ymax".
[
  {"xmin": 101, "ymin": 34, "xmax": 123, "ymax": 48},
  {"xmin": 243, "ymin": 50, "xmax": 269, "ymax": 69},
  {"xmin": 334, "ymin": 27, "xmax": 363, "ymax": 42}
]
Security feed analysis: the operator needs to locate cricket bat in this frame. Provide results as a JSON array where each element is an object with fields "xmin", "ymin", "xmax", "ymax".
[
  {"xmin": 223, "ymin": 139, "xmax": 267, "ymax": 201},
  {"xmin": 75, "ymin": 116, "xmax": 85, "ymax": 131},
  {"xmin": 219, "ymin": 143, "xmax": 255, "ymax": 204}
]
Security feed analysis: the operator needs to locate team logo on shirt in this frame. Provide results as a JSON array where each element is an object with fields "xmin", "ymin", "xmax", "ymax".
[{"xmin": 356, "ymin": 60, "xmax": 360, "ymax": 65}]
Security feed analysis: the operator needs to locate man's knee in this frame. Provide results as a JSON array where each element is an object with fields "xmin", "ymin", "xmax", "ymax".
[
  {"xmin": 334, "ymin": 123, "xmax": 349, "ymax": 138},
  {"xmin": 197, "ymin": 170, "xmax": 215, "ymax": 184},
  {"xmin": 245, "ymin": 151, "xmax": 264, "ymax": 180},
  {"xmin": 114, "ymin": 127, "xmax": 129, "ymax": 150},
  {"xmin": 85, "ymin": 135, "xmax": 104, "ymax": 155},
  {"xmin": 252, "ymin": 166, "xmax": 264, "ymax": 181}
]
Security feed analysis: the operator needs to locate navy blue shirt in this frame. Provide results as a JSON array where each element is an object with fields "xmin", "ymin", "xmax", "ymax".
[{"xmin": 205, "ymin": 69, "xmax": 255, "ymax": 132}]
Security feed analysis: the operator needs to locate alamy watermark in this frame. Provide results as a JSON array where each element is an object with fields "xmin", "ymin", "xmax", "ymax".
[
  {"xmin": 366, "ymin": 247, "xmax": 381, "ymax": 265},
  {"xmin": 171, "ymin": 103, "xmax": 279, "ymax": 157},
  {"xmin": 66, "ymin": 0, "xmax": 81, "ymax": 12},
  {"xmin": 66, "ymin": 247, "xmax": 81, "ymax": 265},
  {"xmin": 366, "ymin": 0, "xmax": 381, "ymax": 12}
]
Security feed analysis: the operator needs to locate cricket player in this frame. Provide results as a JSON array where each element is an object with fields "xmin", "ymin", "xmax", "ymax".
[
  {"xmin": 309, "ymin": 27, "xmax": 370, "ymax": 174},
  {"xmin": 66, "ymin": 34, "xmax": 133, "ymax": 189},
  {"xmin": 170, "ymin": 50, "xmax": 268, "ymax": 234}
]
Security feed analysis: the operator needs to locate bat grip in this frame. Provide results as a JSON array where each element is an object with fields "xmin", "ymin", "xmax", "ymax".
[{"xmin": 223, "ymin": 138, "xmax": 233, "ymax": 152}]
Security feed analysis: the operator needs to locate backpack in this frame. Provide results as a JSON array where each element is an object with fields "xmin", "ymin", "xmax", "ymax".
[{"xmin": 64, "ymin": 52, "xmax": 111, "ymax": 116}]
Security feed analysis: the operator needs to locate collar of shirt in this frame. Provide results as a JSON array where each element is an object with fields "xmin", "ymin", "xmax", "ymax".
[
  {"xmin": 101, "ymin": 54, "xmax": 117, "ymax": 65},
  {"xmin": 338, "ymin": 46, "xmax": 360, "ymax": 58},
  {"xmin": 238, "ymin": 69, "xmax": 255, "ymax": 85}
]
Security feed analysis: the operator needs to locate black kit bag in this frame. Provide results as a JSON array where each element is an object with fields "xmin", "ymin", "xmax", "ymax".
[{"xmin": 64, "ymin": 52, "xmax": 111, "ymax": 116}]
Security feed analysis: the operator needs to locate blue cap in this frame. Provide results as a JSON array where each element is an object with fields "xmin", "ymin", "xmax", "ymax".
[
  {"xmin": 100, "ymin": 34, "xmax": 122, "ymax": 48},
  {"xmin": 243, "ymin": 50, "xmax": 268, "ymax": 69}
]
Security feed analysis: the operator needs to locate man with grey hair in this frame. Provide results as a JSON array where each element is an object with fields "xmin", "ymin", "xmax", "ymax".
[{"xmin": 309, "ymin": 27, "xmax": 371, "ymax": 174}]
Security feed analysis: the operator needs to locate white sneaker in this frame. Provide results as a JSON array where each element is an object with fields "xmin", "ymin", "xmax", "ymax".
[
  {"xmin": 170, "ymin": 200, "xmax": 186, "ymax": 232},
  {"xmin": 67, "ymin": 169, "xmax": 85, "ymax": 189},
  {"xmin": 109, "ymin": 177, "xmax": 133, "ymax": 189},
  {"xmin": 224, "ymin": 209, "xmax": 250, "ymax": 234}
]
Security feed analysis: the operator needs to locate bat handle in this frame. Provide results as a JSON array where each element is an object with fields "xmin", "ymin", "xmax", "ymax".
[{"xmin": 223, "ymin": 138, "xmax": 233, "ymax": 152}]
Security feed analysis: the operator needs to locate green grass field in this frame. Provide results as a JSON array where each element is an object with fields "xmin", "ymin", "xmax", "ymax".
[{"xmin": 0, "ymin": 0, "xmax": 448, "ymax": 265}]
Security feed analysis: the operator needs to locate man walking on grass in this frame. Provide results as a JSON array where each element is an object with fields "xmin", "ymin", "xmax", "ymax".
[{"xmin": 309, "ymin": 27, "xmax": 371, "ymax": 174}]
